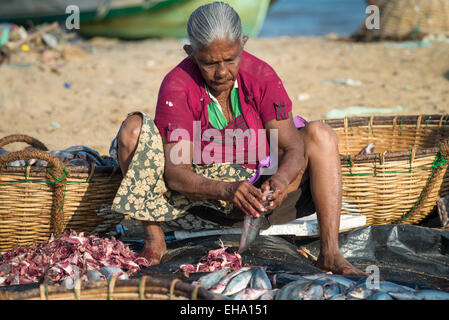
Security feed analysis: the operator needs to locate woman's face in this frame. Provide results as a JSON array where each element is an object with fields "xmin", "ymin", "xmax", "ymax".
[{"xmin": 190, "ymin": 38, "xmax": 245, "ymax": 95}]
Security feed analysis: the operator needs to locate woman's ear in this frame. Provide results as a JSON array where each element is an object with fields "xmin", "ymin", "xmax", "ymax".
[
  {"xmin": 242, "ymin": 36, "xmax": 249, "ymax": 47},
  {"xmin": 183, "ymin": 44, "xmax": 193, "ymax": 56}
]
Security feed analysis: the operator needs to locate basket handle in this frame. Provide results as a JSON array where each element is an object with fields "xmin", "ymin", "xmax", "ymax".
[
  {"xmin": 0, "ymin": 149, "xmax": 68, "ymax": 235},
  {"xmin": 0, "ymin": 134, "xmax": 48, "ymax": 151}
]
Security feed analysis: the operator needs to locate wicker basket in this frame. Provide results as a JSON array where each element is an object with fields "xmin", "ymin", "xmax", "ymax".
[
  {"xmin": 324, "ymin": 114, "xmax": 449, "ymax": 225},
  {"xmin": 0, "ymin": 134, "xmax": 124, "ymax": 252},
  {"xmin": 0, "ymin": 276, "xmax": 217, "ymax": 300},
  {"xmin": 352, "ymin": 0, "xmax": 449, "ymax": 41}
]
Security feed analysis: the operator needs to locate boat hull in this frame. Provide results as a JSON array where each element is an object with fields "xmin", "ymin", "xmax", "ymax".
[{"xmin": 78, "ymin": 0, "xmax": 270, "ymax": 39}]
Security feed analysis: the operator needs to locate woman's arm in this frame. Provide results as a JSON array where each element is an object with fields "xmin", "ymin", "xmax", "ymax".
[
  {"xmin": 261, "ymin": 112, "xmax": 306, "ymax": 209},
  {"xmin": 162, "ymin": 137, "xmax": 267, "ymax": 217}
]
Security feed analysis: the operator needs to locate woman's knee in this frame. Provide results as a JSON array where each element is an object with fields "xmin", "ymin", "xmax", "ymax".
[
  {"xmin": 118, "ymin": 113, "xmax": 143, "ymax": 150},
  {"xmin": 303, "ymin": 121, "xmax": 338, "ymax": 148}
]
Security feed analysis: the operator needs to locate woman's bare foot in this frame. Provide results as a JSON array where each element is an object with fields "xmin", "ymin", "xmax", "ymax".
[
  {"xmin": 138, "ymin": 221, "xmax": 167, "ymax": 265},
  {"xmin": 314, "ymin": 251, "xmax": 367, "ymax": 277}
]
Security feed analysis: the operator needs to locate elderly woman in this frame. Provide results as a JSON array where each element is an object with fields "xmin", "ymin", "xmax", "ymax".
[{"xmin": 110, "ymin": 2, "xmax": 365, "ymax": 276}]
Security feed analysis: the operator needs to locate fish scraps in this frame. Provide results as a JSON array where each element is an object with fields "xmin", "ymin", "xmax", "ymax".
[{"xmin": 0, "ymin": 229, "xmax": 150, "ymax": 287}]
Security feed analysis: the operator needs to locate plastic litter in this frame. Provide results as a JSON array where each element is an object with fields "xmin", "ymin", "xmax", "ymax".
[
  {"xmin": 326, "ymin": 105, "xmax": 404, "ymax": 119},
  {"xmin": 321, "ymin": 78, "xmax": 363, "ymax": 86},
  {"xmin": 41, "ymin": 33, "xmax": 58, "ymax": 49}
]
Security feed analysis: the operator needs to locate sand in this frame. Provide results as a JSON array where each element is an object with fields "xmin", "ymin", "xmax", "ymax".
[{"xmin": 1, "ymin": 35, "xmax": 448, "ymax": 155}]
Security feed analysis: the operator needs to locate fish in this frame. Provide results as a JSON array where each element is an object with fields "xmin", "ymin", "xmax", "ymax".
[
  {"xmin": 376, "ymin": 281, "xmax": 417, "ymax": 300},
  {"xmin": 322, "ymin": 280, "xmax": 342, "ymax": 299},
  {"xmin": 346, "ymin": 285, "xmax": 375, "ymax": 300},
  {"xmin": 367, "ymin": 292, "xmax": 393, "ymax": 300},
  {"xmin": 329, "ymin": 294, "xmax": 346, "ymax": 300},
  {"xmin": 209, "ymin": 267, "xmax": 251, "ymax": 294},
  {"xmin": 232, "ymin": 288, "xmax": 268, "ymax": 300},
  {"xmin": 250, "ymin": 268, "xmax": 272, "ymax": 290},
  {"xmin": 415, "ymin": 289, "xmax": 449, "ymax": 300},
  {"xmin": 300, "ymin": 281, "xmax": 325, "ymax": 300},
  {"xmin": 222, "ymin": 269, "xmax": 255, "ymax": 296},
  {"xmin": 86, "ymin": 269, "xmax": 104, "ymax": 281},
  {"xmin": 358, "ymin": 143, "xmax": 375, "ymax": 155},
  {"xmin": 259, "ymin": 289, "xmax": 278, "ymax": 300},
  {"xmin": 272, "ymin": 273, "xmax": 305, "ymax": 289},
  {"xmin": 275, "ymin": 279, "xmax": 314, "ymax": 300},
  {"xmin": 302, "ymin": 273, "xmax": 356, "ymax": 289},
  {"xmin": 99, "ymin": 266, "xmax": 129, "ymax": 280},
  {"xmin": 193, "ymin": 267, "xmax": 231, "ymax": 290},
  {"xmin": 238, "ymin": 190, "xmax": 273, "ymax": 253}
]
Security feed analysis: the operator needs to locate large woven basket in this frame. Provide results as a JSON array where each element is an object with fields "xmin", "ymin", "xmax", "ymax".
[
  {"xmin": 0, "ymin": 134, "xmax": 124, "ymax": 252},
  {"xmin": 324, "ymin": 114, "xmax": 449, "ymax": 225},
  {"xmin": 0, "ymin": 276, "xmax": 217, "ymax": 300},
  {"xmin": 352, "ymin": 0, "xmax": 449, "ymax": 41}
]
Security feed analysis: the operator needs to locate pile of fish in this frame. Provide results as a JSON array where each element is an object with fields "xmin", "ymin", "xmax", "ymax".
[
  {"xmin": 193, "ymin": 267, "xmax": 276, "ymax": 300},
  {"xmin": 193, "ymin": 268, "xmax": 449, "ymax": 300},
  {"xmin": 0, "ymin": 230, "xmax": 150, "ymax": 288},
  {"xmin": 179, "ymin": 240, "xmax": 242, "ymax": 273}
]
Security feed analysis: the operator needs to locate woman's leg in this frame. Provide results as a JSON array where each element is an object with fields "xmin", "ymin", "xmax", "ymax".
[
  {"xmin": 117, "ymin": 114, "xmax": 167, "ymax": 264},
  {"xmin": 290, "ymin": 121, "xmax": 366, "ymax": 276}
]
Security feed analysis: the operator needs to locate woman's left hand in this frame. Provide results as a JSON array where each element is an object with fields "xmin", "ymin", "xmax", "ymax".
[{"xmin": 260, "ymin": 175, "xmax": 289, "ymax": 211}]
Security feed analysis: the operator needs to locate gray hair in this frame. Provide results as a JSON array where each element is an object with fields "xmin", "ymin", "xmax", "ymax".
[{"xmin": 187, "ymin": 2, "xmax": 243, "ymax": 50}]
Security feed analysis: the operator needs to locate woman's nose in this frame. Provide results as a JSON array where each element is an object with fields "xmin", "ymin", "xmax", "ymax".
[{"xmin": 215, "ymin": 62, "xmax": 227, "ymax": 78}]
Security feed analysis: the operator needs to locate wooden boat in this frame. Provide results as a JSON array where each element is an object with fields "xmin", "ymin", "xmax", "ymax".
[
  {"xmin": 78, "ymin": 0, "xmax": 271, "ymax": 39},
  {"xmin": 0, "ymin": 0, "xmax": 271, "ymax": 39},
  {"xmin": 0, "ymin": 0, "xmax": 178, "ymax": 24}
]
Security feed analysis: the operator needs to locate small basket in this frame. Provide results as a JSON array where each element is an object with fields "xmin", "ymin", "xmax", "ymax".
[
  {"xmin": 0, "ymin": 134, "xmax": 124, "ymax": 252},
  {"xmin": 324, "ymin": 114, "xmax": 449, "ymax": 225},
  {"xmin": 0, "ymin": 276, "xmax": 217, "ymax": 300}
]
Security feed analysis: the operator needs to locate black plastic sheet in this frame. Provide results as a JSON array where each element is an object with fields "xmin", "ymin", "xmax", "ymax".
[
  {"xmin": 130, "ymin": 225, "xmax": 449, "ymax": 291},
  {"xmin": 299, "ymin": 225, "xmax": 449, "ymax": 291},
  {"xmin": 130, "ymin": 234, "xmax": 321, "ymax": 283}
]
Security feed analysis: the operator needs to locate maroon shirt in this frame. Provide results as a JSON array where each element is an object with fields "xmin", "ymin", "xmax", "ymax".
[{"xmin": 154, "ymin": 50, "xmax": 292, "ymax": 169}]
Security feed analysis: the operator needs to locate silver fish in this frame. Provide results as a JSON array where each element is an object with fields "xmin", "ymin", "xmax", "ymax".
[
  {"xmin": 272, "ymin": 273, "xmax": 306, "ymax": 288},
  {"xmin": 238, "ymin": 190, "xmax": 273, "ymax": 253},
  {"xmin": 367, "ymin": 292, "xmax": 393, "ymax": 300},
  {"xmin": 222, "ymin": 269, "xmax": 254, "ymax": 296},
  {"xmin": 250, "ymin": 268, "xmax": 272, "ymax": 290},
  {"xmin": 232, "ymin": 288, "xmax": 268, "ymax": 300},
  {"xmin": 259, "ymin": 289, "xmax": 278, "ymax": 300},
  {"xmin": 346, "ymin": 286, "xmax": 374, "ymax": 299},
  {"xmin": 329, "ymin": 294, "xmax": 346, "ymax": 300},
  {"xmin": 87, "ymin": 269, "xmax": 103, "ymax": 281},
  {"xmin": 209, "ymin": 267, "xmax": 251, "ymax": 294},
  {"xmin": 99, "ymin": 266, "xmax": 129, "ymax": 280},
  {"xmin": 301, "ymin": 281, "xmax": 325, "ymax": 300},
  {"xmin": 275, "ymin": 280, "xmax": 314, "ymax": 300},
  {"xmin": 376, "ymin": 281, "xmax": 417, "ymax": 300},
  {"xmin": 322, "ymin": 280, "xmax": 342, "ymax": 299},
  {"xmin": 302, "ymin": 273, "xmax": 355, "ymax": 289},
  {"xmin": 415, "ymin": 289, "xmax": 449, "ymax": 300},
  {"xmin": 194, "ymin": 268, "xmax": 231, "ymax": 290},
  {"xmin": 358, "ymin": 143, "xmax": 375, "ymax": 155}
]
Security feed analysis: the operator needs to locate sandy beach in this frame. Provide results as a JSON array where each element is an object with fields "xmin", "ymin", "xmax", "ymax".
[{"xmin": 0, "ymin": 35, "xmax": 448, "ymax": 155}]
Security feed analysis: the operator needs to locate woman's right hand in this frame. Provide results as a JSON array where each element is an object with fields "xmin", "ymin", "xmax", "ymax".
[{"xmin": 223, "ymin": 181, "xmax": 267, "ymax": 218}]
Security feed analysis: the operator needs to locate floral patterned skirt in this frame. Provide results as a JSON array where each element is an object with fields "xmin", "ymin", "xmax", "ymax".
[{"xmin": 109, "ymin": 112, "xmax": 257, "ymax": 232}]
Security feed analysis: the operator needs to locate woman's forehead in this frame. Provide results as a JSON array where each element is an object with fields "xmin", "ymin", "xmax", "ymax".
[{"xmin": 194, "ymin": 39, "xmax": 242, "ymax": 61}]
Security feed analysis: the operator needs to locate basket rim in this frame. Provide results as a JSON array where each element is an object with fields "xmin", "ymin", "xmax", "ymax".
[
  {"xmin": 0, "ymin": 277, "xmax": 216, "ymax": 300},
  {"xmin": 324, "ymin": 114, "xmax": 449, "ymax": 163}
]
